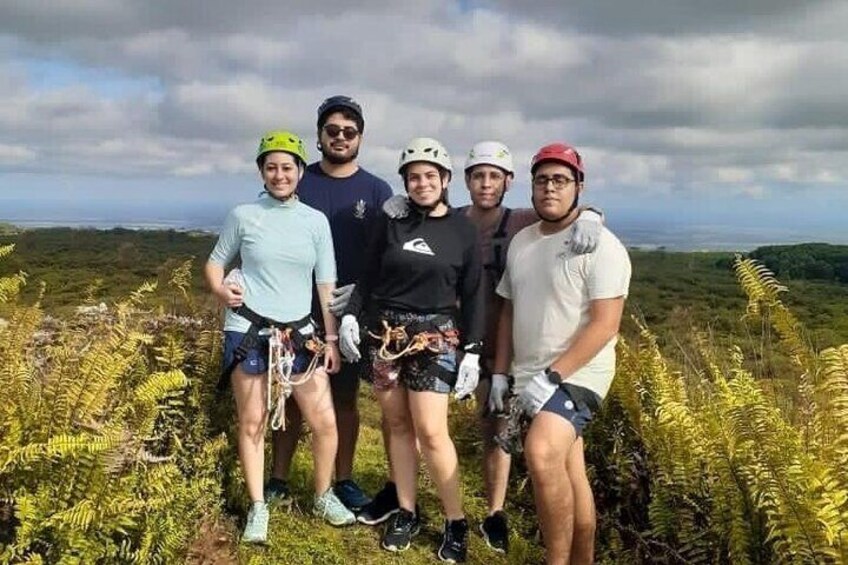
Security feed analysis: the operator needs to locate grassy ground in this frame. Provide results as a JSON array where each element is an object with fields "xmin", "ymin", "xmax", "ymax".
[{"xmin": 233, "ymin": 393, "xmax": 545, "ymax": 565}]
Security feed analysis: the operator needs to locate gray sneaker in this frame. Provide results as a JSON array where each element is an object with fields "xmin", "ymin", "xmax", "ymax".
[
  {"xmin": 313, "ymin": 488, "xmax": 356, "ymax": 526},
  {"xmin": 242, "ymin": 501, "xmax": 269, "ymax": 544}
]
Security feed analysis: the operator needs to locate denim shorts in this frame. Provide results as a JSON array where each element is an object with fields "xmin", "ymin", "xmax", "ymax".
[
  {"xmin": 222, "ymin": 330, "xmax": 312, "ymax": 376},
  {"xmin": 539, "ymin": 384, "xmax": 601, "ymax": 437},
  {"xmin": 362, "ymin": 310, "xmax": 458, "ymax": 394}
]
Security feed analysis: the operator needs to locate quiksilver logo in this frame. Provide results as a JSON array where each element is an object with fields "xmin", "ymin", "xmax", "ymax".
[{"xmin": 402, "ymin": 238, "xmax": 435, "ymax": 256}]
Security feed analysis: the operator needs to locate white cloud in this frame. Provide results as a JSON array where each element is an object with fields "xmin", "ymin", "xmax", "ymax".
[
  {"xmin": 0, "ymin": 0, "xmax": 845, "ymax": 210},
  {"xmin": 0, "ymin": 144, "xmax": 36, "ymax": 164}
]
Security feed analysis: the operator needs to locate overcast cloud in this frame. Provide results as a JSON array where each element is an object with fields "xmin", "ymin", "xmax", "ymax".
[{"xmin": 0, "ymin": 0, "xmax": 845, "ymax": 233}]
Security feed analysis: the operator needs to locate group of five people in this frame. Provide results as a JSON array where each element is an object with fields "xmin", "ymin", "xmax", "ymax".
[{"xmin": 204, "ymin": 95, "xmax": 631, "ymax": 564}]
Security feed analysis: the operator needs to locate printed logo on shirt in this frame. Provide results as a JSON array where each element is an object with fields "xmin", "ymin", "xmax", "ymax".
[
  {"xmin": 353, "ymin": 199, "xmax": 367, "ymax": 219},
  {"xmin": 402, "ymin": 238, "xmax": 435, "ymax": 256}
]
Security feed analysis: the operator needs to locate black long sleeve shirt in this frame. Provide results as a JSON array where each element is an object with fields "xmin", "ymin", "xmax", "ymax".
[{"xmin": 346, "ymin": 209, "xmax": 485, "ymax": 351}]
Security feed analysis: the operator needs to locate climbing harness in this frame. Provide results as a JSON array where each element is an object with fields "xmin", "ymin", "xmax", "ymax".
[
  {"xmin": 267, "ymin": 327, "xmax": 326, "ymax": 431},
  {"xmin": 367, "ymin": 318, "xmax": 459, "ymax": 362}
]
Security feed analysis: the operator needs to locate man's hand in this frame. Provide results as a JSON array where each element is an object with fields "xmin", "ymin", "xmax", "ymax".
[
  {"xmin": 454, "ymin": 352, "xmax": 480, "ymax": 400},
  {"xmin": 570, "ymin": 208, "xmax": 603, "ymax": 254},
  {"xmin": 382, "ymin": 194, "xmax": 410, "ymax": 219},
  {"xmin": 329, "ymin": 284, "xmax": 355, "ymax": 317},
  {"xmin": 516, "ymin": 370, "xmax": 558, "ymax": 417},
  {"xmin": 338, "ymin": 314, "xmax": 361, "ymax": 362},
  {"xmin": 215, "ymin": 268, "xmax": 245, "ymax": 308},
  {"xmin": 488, "ymin": 373, "xmax": 511, "ymax": 414}
]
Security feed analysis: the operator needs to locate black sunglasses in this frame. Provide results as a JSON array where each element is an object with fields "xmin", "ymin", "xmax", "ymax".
[{"xmin": 323, "ymin": 124, "xmax": 360, "ymax": 140}]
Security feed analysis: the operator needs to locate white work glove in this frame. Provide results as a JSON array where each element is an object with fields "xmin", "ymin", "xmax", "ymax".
[
  {"xmin": 488, "ymin": 373, "xmax": 511, "ymax": 414},
  {"xmin": 516, "ymin": 370, "xmax": 558, "ymax": 418},
  {"xmin": 382, "ymin": 194, "xmax": 410, "ymax": 219},
  {"xmin": 454, "ymin": 352, "xmax": 480, "ymax": 400},
  {"xmin": 329, "ymin": 283, "xmax": 355, "ymax": 317},
  {"xmin": 338, "ymin": 314, "xmax": 361, "ymax": 362},
  {"xmin": 223, "ymin": 267, "xmax": 245, "ymax": 290},
  {"xmin": 570, "ymin": 207, "xmax": 603, "ymax": 254}
]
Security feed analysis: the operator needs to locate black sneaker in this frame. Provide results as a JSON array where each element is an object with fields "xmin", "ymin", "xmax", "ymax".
[
  {"xmin": 381, "ymin": 508, "xmax": 420, "ymax": 552},
  {"xmin": 357, "ymin": 482, "xmax": 399, "ymax": 525},
  {"xmin": 333, "ymin": 478, "xmax": 372, "ymax": 512},
  {"xmin": 480, "ymin": 510, "xmax": 509, "ymax": 553},
  {"xmin": 438, "ymin": 518, "xmax": 469, "ymax": 563},
  {"xmin": 263, "ymin": 477, "xmax": 292, "ymax": 506}
]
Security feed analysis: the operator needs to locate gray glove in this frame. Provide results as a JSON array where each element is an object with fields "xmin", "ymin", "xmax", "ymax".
[
  {"xmin": 339, "ymin": 314, "xmax": 361, "ymax": 362},
  {"xmin": 329, "ymin": 284, "xmax": 355, "ymax": 317},
  {"xmin": 382, "ymin": 194, "xmax": 410, "ymax": 219},
  {"xmin": 488, "ymin": 373, "xmax": 510, "ymax": 414},
  {"xmin": 570, "ymin": 207, "xmax": 603, "ymax": 254},
  {"xmin": 516, "ymin": 370, "xmax": 558, "ymax": 418}
]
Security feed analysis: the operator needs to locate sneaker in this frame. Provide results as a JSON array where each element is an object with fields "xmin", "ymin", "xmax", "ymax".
[
  {"xmin": 241, "ymin": 501, "xmax": 269, "ymax": 544},
  {"xmin": 357, "ymin": 482, "xmax": 400, "ymax": 525},
  {"xmin": 480, "ymin": 510, "xmax": 509, "ymax": 553},
  {"xmin": 381, "ymin": 508, "xmax": 420, "ymax": 552},
  {"xmin": 313, "ymin": 488, "xmax": 356, "ymax": 526},
  {"xmin": 438, "ymin": 518, "xmax": 469, "ymax": 563},
  {"xmin": 263, "ymin": 477, "xmax": 292, "ymax": 506},
  {"xmin": 333, "ymin": 478, "xmax": 372, "ymax": 512}
]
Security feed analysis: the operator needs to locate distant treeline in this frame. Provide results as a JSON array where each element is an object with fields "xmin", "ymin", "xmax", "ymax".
[
  {"xmin": 2, "ymin": 228, "xmax": 848, "ymax": 349},
  {"xmin": 750, "ymin": 243, "xmax": 848, "ymax": 283}
]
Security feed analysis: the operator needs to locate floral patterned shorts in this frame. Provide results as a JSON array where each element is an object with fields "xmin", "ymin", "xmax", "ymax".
[{"xmin": 360, "ymin": 310, "xmax": 459, "ymax": 394}]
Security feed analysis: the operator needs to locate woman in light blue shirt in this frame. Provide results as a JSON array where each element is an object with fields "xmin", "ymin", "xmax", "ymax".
[{"xmin": 204, "ymin": 131, "xmax": 353, "ymax": 544}]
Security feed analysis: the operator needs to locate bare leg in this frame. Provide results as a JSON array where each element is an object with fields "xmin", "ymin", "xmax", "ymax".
[
  {"xmin": 524, "ymin": 412, "xmax": 577, "ymax": 565},
  {"xmin": 381, "ymin": 415, "xmax": 395, "ymax": 480},
  {"xmin": 567, "ymin": 437, "xmax": 595, "ymax": 565},
  {"xmin": 331, "ymin": 370, "xmax": 360, "ymax": 480},
  {"xmin": 270, "ymin": 401, "xmax": 302, "ymax": 480},
  {"xmin": 231, "ymin": 367, "xmax": 267, "ymax": 502},
  {"xmin": 408, "ymin": 390, "xmax": 463, "ymax": 520},
  {"xmin": 475, "ymin": 379, "xmax": 511, "ymax": 514},
  {"xmin": 376, "ymin": 387, "xmax": 418, "ymax": 511},
  {"xmin": 291, "ymin": 368, "xmax": 338, "ymax": 495}
]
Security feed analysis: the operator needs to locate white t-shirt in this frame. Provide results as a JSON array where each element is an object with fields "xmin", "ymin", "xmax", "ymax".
[{"xmin": 496, "ymin": 222, "xmax": 631, "ymax": 399}]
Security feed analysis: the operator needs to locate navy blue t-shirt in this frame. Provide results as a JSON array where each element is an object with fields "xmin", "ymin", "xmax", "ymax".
[{"xmin": 298, "ymin": 162, "xmax": 394, "ymax": 285}]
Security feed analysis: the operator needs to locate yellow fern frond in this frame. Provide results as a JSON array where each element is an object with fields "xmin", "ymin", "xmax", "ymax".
[
  {"xmin": 0, "ymin": 243, "xmax": 14, "ymax": 259},
  {"xmin": 168, "ymin": 258, "xmax": 193, "ymax": 301},
  {"xmin": 133, "ymin": 370, "xmax": 187, "ymax": 409},
  {"xmin": 733, "ymin": 256, "xmax": 787, "ymax": 315}
]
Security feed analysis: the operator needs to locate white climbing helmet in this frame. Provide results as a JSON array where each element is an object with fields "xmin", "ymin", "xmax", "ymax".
[
  {"xmin": 397, "ymin": 137, "xmax": 452, "ymax": 177},
  {"xmin": 464, "ymin": 140, "xmax": 514, "ymax": 175}
]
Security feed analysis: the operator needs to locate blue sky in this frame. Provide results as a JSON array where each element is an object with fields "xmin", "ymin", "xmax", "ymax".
[{"xmin": 1, "ymin": 0, "xmax": 846, "ymax": 243}]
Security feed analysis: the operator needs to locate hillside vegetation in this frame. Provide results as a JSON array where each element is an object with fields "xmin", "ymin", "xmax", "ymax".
[{"xmin": 0, "ymin": 230, "xmax": 847, "ymax": 563}]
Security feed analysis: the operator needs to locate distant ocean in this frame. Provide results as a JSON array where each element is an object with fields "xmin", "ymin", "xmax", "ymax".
[{"xmin": 2, "ymin": 203, "xmax": 846, "ymax": 252}]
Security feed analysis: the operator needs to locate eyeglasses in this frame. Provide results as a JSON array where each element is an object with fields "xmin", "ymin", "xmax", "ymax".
[
  {"xmin": 532, "ymin": 174, "xmax": 576, "ymax": 190},
  {"xmin": 322, "ymin": 124, "xmax": 360, "ymax": 140}
]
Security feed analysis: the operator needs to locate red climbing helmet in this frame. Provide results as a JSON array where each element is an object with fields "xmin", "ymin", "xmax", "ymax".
[{"xmin": 530, "ymin": 143, "xmax": 584, "ymax": 177}]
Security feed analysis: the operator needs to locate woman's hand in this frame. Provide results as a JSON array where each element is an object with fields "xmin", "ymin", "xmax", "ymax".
[
  {"xmin": 214, "ymin": 282, "xmax": 244, "ymax": 308},
  {"xmin": 324, "ymin": 342, "xmax": 341, "ymax": 374}
]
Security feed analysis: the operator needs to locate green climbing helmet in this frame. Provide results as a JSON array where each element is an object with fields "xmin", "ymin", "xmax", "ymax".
[{"xmin": 256, "ymin": 130, "xmax": 308, "ymax": 167}]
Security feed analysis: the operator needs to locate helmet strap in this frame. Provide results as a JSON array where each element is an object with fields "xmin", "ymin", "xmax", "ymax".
[
  {"xmin": 532, "ymin": 192, "xmax": 579, "ymax": 224},
  {"xmin": 261, "ymin": 186, "xmax": 296, "ymax": 203}
]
